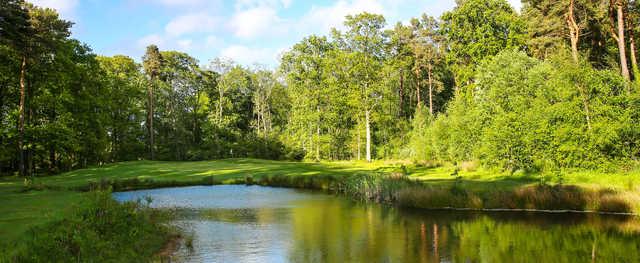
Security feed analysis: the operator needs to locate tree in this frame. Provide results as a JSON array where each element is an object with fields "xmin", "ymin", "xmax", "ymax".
[
  {"xmin": 385, "ymin": 22, "xmax": 413, "ymax": 118},
  {"xmin": 281, "ymin": 36, "xmax": 334, "ymax": 160},
  {"xmin": 410, "ymin": 14, "xmax": 444, "ymax": 115},
  {"xmin": 610, "ymin": 0, "xmax": 631, "ymax": 83},
  {"xmin": 1, "ymin": 3, "xmax": 72, "ymax": 176},
  {"xmin": 0, "ymin": 0, "xmax": 29, "ymax": 176},
  {"xmin": 441, "ymin": 0, "xmax": 525, "ymax": 88},
  {"xmin": 334, "ymin": 13, "xmax": 387, "ymax": 162},
  {"xmin": 97, "ymin": 55, "xmax": 146, "ymax": 161},
  {"xmin": 142, "ymin": 45, "xmax": 163, "ymax": 160},
  {"xmin": 628, "ymin": 1, "xmax": 640, "ymax": 81},
  {"xmin": 522, "ymin": 0, "xmax": 567, "ymax": 59},
  {"xmin": 523, "ymin": 0, "xmax": 612, "ymax": 66},
  {"xmin": 252, "ymin": 68, "xmax": 276, "ymax": 138}
]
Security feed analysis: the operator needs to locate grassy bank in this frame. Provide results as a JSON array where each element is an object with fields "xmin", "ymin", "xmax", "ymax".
[
  {"xmin": 1, "ymin": 191, "xmax": 177, "ymax": 262},
  {"xmin": 0, "ymin": 159, "xmax": 639, "ymax": 260}
]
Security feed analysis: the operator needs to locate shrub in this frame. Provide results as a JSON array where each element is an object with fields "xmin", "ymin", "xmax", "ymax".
[{"xmin": 4, "ymin": 191, "xmax": 176, "ymax": 262}]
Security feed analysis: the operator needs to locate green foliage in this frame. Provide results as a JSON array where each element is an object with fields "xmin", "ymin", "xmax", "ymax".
[
  {"xmin": 408, "ymin": 107, "xmax": 433, "ymax": 161},
  {"xmin": 410, "ymin": 49, "xmax": 639, "ymax": 171},
  {"xmin": 441, "ymin": 0, "xmax": 526, "ymax": 85},
  {"xmin": 1, "ymin": 1, "xmax": 638, "ymax": 177},
  {"xmin": 3, "ymin": 191, "xmax": 174, "ymax": 262}
]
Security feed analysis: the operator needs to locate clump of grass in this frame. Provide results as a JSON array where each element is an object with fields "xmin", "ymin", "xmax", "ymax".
[
  {"xmin": 459, "ymin": 161, "xmax": 479, "ymax": 172},
  {"xmin": 256, "ymin": 174, "xmax": 336, "ymax": 190},
  {"xmin": 244, "ymin": 176, "xmax": 255, "ymax": 185},
  {"xmin": 78, "ymin": 178, "xmax": 209, "ymax": 192},
  {"xmin": 201, "ymin": 176, "xmax": 221, "ymax": 185},
  {"xmin": 413, "ymin": 160, "xmax": 442, "ymax": 169},
  {"xmin": 400, "ymin": 165, "xmax": 409, "ymax": 176},
  {"xmin": 365, "ymin": 176, "xmax": 633, "ymax": 214},
  {"xmin": 597, "ymin": 196, "xmax": 631, "ymax": 213},
  {"xmin": 511, "ymin": 185, "xmax": 587, "ymax": 211},
  {"xmin": 184, "ymin": 234, "xmax": 195, "ymax": 251},
  {"xmin": 3, "ymin": 190, "xmax": 177, "ymax": 262},
  {"xmin": 20, "ymin": 181, "xmax": 64, "ymax": 192},
  {"xmin": 334, "ymin": 173, "xmax": 416, "ymax": 203}
]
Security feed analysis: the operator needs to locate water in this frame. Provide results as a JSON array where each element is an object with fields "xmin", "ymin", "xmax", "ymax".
[{"xmin": 113, "ymin": 185, "xmax": 640, "ymax": 263}]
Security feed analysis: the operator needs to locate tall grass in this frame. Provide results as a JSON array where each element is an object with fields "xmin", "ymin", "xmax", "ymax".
[
  {"xmin": 75, "ymin": 172, "xmax": 637, "ymax": 214},
  {"xmin": 266, "ymin": 172, "xmax": 637, "ymax": 214}
]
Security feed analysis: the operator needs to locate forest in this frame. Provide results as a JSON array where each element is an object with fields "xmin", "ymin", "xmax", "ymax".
[{"xmin": 1, "ymin": 0, "xmax": 639, "ymax": 178}]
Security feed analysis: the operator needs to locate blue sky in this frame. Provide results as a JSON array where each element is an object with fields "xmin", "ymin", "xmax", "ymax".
[{"xmin": 30, "ymin": 0, "xmax": 522, "ymax": 67}]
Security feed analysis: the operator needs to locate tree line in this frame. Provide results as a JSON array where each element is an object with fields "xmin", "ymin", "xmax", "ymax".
[{"xmin": 1, "ymin": 0, "xmax": 639, "ymax": 176}]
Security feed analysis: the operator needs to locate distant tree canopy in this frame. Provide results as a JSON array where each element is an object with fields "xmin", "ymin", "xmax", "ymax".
[{"xmin": 0, "ymin": 0, "xmax": 638, "ymax": 176}]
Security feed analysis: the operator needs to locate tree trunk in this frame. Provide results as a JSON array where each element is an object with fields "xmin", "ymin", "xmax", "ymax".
[
  {"xmin": 357, "ymin": 126, "xmax": 361, "ymax": 161},
  {"xmin": 628, "ymin": 19, "xmax": 639, "ymax": 80},
  {"xmin": 49, "ymin": 147, "xmax": 56, "ymax": 173},
  {"xmin": 148, "ymin": 79, "xmax": 155, "ymax": 160},
  {"xmin": 365, "ymin": 110, "xmax": 372, "ymax": 162},
  {"xmin": 316, "ymin": 106, "xmax": 320, "ymax": 161},
  {"xmin": 577, "ymin": 84, "xmax": 592, "ymax": 131},
  {"xmin": 399, "ymin": 69, "xmax": 404, "ymax": 117},
  {"xmin": 567, "ymin": 0, "xmax": 580, "ymax": 63},
  {"xmin": 415, "ymin": 68, "xmax": 421, "ymax": 108},
  {"xmin": 193, "ymin": 88, "xmax": 200, "ymax": 144},
  {"xmin": 49, "ymin": 107, "xmax": 56, "ymax": 173},
  {"xmin": 218, "ymin": 84, "xmax": 224, "ymax": 123},
  {"xmin": 18, "ymin": 55, "xmax": 27, "ymax": 177},
  {"xmin": 427, "ymin": 63, "xmax": 434, "ymax": 116},
  {"xmin": 615, "ymin": 1, "xmax": 631, "ymax": 83}
]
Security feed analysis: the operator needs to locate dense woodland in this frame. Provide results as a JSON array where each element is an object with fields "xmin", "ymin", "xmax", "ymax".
[{"xmin": 1, "ymin": 0, "xmax": 639, "ymax": 177}]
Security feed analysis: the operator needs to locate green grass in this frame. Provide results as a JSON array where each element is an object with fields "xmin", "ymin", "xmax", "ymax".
[
  {"xmin": 0, "ymin": 159, "xmax": 371, "ymax": 243},
  {"xmin": 1, "ymin": 158, "xmax": 639, "ymax": 247}
]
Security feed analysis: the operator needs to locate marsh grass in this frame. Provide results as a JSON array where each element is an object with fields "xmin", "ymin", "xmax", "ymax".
[
  {"xmin": 308, "ymin": 172, "xmax": 637, "ymax": 214},
  {"xmin": 396, "ymin": 183, "xmax": 635, "ymax": 214}
]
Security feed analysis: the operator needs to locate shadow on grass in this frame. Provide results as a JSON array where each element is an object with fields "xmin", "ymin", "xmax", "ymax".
[{"xmin": 21, "ymin": 159, "xmax": 639, "ymax": 214}]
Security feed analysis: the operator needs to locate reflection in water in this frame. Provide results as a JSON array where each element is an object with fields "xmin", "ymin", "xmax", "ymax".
[{"xmin": 113, "ymin": 185, "xmax": 640, "ymax": 263}]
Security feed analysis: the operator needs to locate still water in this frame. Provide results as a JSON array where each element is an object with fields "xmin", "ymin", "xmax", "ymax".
[{"xmin": 113, "ymin": 185, "xmax": 640, "ymax": 263}]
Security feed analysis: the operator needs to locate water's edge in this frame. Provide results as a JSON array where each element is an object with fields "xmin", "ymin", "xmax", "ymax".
[{"xmin": 103, "ymin": 173, "xmax": 639, "ymax": 216}]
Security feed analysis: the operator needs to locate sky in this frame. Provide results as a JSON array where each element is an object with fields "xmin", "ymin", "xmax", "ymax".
[{"xmin": 29, "ymin": 0, "xmax": 523, "ymax": 68}]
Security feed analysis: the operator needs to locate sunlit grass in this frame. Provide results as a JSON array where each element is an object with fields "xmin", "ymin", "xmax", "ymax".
[{"xmin": 1, "ymin": 158, "xmax": 639, "ymax": 244}]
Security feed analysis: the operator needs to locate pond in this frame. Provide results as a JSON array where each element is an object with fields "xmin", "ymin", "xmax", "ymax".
[{"xmin": 113, "ymin": 185, "xmax": 640, "ymax": 262}]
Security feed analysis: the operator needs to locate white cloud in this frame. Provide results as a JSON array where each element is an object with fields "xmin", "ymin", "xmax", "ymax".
[
  {"xmin": 229, "ymin": 7, "xmax": 285, "ymax": 38},
  {"xmin": 177, "ymin": 39, "xmax": 194, "ymax": 50},
  {"xmin": 137, "ymin": 34, "xmax": 166, "ymax": 48},
  {"xmin": 30, "ymin": 0, "xmax": 79, "ymax": 19},
  {"xmin": 296, "ymin": 0, "xmax": 385, "ymax": 35},
  {"xmin": 128, "ymin": 0, "xmax": 524, "ymax": 68},
  {"xmin": 159, "ymin": 0, "xmax": 204, "ymax": 5},
  {"xmin": 220, "ymin": 45, "xmax": 278, "ymax": 66},
  {"xmin": 165, "ymin": 13, "xmax": 220, "ymax": 36},
  {"xmin": 234, "ymin": 0, "xmax": 293, "ymax": 9},
  {"xmin": 205, "ymin": 35, "xmax": 224, "ymax": 48},
  {"xmin": 281, "ymin": 0, "xmax": 293, "ymax": 8}
]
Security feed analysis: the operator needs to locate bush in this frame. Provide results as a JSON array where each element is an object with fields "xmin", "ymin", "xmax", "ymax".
[
  {"xmin": 406, "ymin": 50, "xmax": 639, "ymax": 172},
  {"xmin": 4, "ymin": 191, "xmax": 176, "ymax": 262}
]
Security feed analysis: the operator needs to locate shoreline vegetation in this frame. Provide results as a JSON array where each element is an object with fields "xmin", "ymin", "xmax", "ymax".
[
  {"xmin": 1, "ymin": 159, "xmax": 639, "ymax": 261},
  {"xmin": 2, "ymin": 0, "xmax": 640, "ymax": 261}
]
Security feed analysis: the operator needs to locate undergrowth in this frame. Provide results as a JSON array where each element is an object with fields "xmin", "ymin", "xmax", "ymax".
[{"xmin": 1, "ymin": 190, "xmax": 177, "ymax": 262}]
